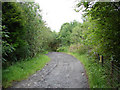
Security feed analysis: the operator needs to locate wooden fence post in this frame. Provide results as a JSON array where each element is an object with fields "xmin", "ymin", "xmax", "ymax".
[{"xmin": 100, "ymin": 55, "xmax": 104, "ymax": 66}]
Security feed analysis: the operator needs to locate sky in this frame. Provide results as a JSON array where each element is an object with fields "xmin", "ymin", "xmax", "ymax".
[{"xmin": 35, "ymin": 0, "xmax": 83, "ymax": 32}]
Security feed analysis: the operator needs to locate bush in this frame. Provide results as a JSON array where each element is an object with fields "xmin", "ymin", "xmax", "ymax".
[
  {"xmin": 77, "ymin": 44, "xmax": 88, "ymax": 54},
  {"xmin": 69, "ymin": 44, "xmax": 88, "ymax": 55},
  {"xmin": 57, "ymin": 46, "xmax": 68, "ymax": 52}
]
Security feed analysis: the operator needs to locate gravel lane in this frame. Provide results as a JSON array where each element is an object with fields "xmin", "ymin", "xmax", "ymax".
[{"xmin": 12, "ymin": 52, "xmax": 89, "ymax": 88}]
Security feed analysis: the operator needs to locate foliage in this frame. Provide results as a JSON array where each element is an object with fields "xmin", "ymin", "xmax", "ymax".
[
  {"xmin": 70, "ymin": 24, "xmax": 82, "ymax": 44},
  {"xmin": 69, "ymin": 53, "xmax": 110, "ymax": 88},
  {"xmin": 2, "ymin": 54, "xmax": 50, "ymax": 88},
  {"xmin": 2, "ymin": 25, "xmax": 15, "ymax": 63},
  {"xmin": 76, "ymin": 2, "xmax": 120, "ymax": 63},
  {"xmin": 57, "ymin": 2, "xmax": 120, "ymax": 88},
  {"xmin": 69, "ymin": 44, "xmax": 88, "ymax": 55},
  {"xmin": 2, "ymin": 2, "xmax": 55, "ymax": 66},
  {"xmin": 58, "ymin": 21, "xmax": 79, "ymax": 46},
  {"xmin": 49, "ymin": 31, "xmax": 60, "ymax": 51},
  {"xmin": 57, "ymin": 46, "xmax": 69, "ymax": 52},
  {"xmin": 2, "ymin": 1, "xmax": 120, "ymax": 88},
  {"xmin": 57, "ymin": 20, "xmax": 89, "ymax": 54}
]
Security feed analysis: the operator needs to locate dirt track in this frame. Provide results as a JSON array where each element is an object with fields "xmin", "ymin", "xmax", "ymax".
[{"xmin": 12, "ymin": 52, "xmax": 89, "ymax": 88}]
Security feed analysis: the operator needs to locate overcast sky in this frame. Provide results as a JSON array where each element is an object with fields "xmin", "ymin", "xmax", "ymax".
[{"xmin": 35, "ymin": 0, "xmax": 83, "ymax": 32}]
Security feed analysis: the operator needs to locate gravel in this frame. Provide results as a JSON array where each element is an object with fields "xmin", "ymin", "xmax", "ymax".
[{"xmin": 11, "ymin": 52, "xmax": 89, "ymax": 88}]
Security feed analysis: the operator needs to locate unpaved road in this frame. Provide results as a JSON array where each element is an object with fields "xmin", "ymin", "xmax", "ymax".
[{"xmin": 12, "ymin": 52, "xmax": 89, "ymax": 88}]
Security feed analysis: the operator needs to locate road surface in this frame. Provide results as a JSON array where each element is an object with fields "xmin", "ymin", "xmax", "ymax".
[{"xmin": 12, "ymin": 52, "xmax": 89, "ymax": 88}]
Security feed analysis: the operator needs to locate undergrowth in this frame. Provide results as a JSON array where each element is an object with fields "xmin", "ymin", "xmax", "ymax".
[
  {"xmin": 2, "ymin": 54, "xmax": 50, "ymax": 88},
  {"xmin": 67, "ymin": 52, "xmax": 111, "ymax": 88}
]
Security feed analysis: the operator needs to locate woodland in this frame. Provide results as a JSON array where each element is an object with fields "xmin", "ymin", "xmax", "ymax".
[{"xmin": 1, "ymin": 1, "xmax": 120, "ymax": 88}]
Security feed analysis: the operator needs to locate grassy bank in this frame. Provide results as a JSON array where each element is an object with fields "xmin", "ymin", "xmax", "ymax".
[
  {"xmin": 67, "ymin": 52, "xmax": 110, "ymax": 88},
  {"xmin": 2, "ymin": 54, "xmax": 50, "ymax": 88}
]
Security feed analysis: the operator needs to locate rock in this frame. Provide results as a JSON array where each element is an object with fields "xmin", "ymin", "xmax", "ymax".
[{"xmin": 82, "ymin": 73, "xmax": 85, "ymax": 76}]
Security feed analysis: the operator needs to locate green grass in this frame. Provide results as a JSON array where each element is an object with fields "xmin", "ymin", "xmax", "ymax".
[
  {"xmin": 2, "ymin": 54, "xmax": 50, "ymax": 88},
  {"xmin": 67, "ymin": 52, "xmax": 111, "ymax": 88}
]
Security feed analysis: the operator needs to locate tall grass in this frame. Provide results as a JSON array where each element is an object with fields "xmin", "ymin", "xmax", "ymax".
[
  {"xmin": 57, "ymin": 46, "xmax": 69, "ymax": 52},
  {"xmin": 69, "ymin": 44, "xmax": 88, "ymax": 54},
  {"xmin": 68, "ymin": 53, "xmax": 111, "ymax": 88},
  {"xmin": 2, "ymin": 54, "xmax": 50, "ymax": 88}
]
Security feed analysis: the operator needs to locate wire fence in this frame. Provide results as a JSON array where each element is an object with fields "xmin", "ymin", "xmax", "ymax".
[{"xmin": 95, "ymin": 55, "xmax": 120, "ymax": 88}]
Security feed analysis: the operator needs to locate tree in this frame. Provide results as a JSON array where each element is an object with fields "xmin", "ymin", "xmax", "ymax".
[
  {"xmin": 76, "ymin": 2, "xmax": 120, "ymax": 63},
  {"xmin": 2, "ymin": 2, "xmax": 56, "ymax": 66}
]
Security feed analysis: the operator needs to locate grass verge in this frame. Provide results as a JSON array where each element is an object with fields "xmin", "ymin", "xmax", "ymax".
[
  {"xmin": 67, "ymin": 52, "xmax": 110, "ymax": 88},
  {"xmin": 2, "ymin": 54, "xmax": 50, "ymax": 88}
]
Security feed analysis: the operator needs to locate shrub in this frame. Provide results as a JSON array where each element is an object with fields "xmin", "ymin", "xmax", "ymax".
[
  {"xmin": 57, "ymin": 46, "xmax": 68, "ymax": 52},
  {"xmin": 69, "ymin": 44, "xmax": 88, "ymax": 55}
]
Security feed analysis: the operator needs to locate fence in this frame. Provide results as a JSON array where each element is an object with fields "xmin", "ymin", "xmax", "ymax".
[{"xmin": 95, "ymin": 55, "xmax": 120, "ymax": 88}]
